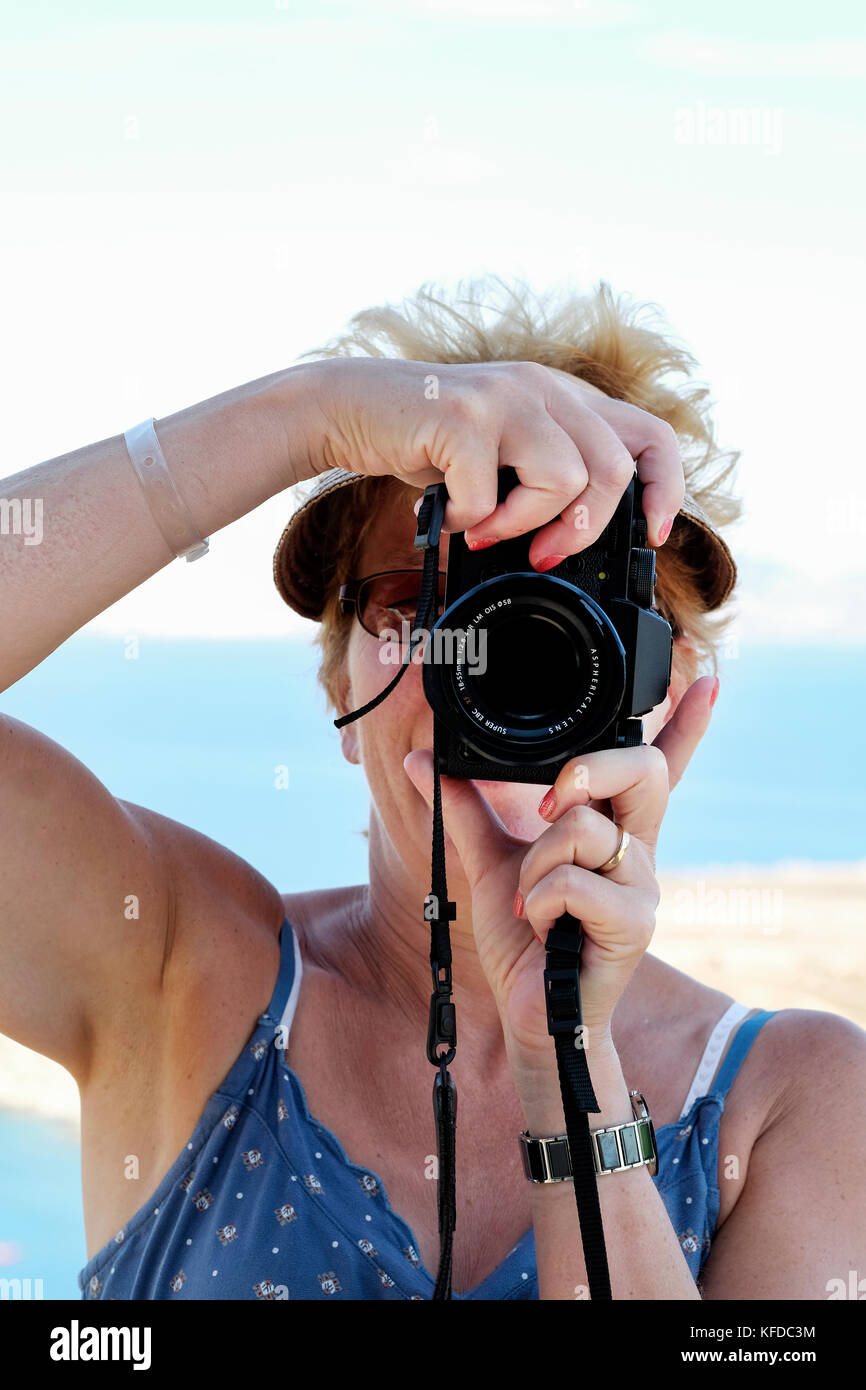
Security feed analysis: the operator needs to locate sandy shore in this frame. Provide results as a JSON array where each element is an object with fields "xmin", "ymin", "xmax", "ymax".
[
  {"xmin": 651, "ymin": 860, "xmax": 866, "ymax": 1029},
  {"xmin": 2, "ymin": 860, "xmax": 864, "ymax": 1128}
]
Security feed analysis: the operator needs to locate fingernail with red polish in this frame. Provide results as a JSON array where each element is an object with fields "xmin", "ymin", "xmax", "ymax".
[
  {"xmin": 709, "ymin": 676, "xmax": 720, "ymax": 709},
  {"xmin": 657, "ymin": 516, "xmax": 674, "ymax": 545},
  {"xmin": 535, "ymin": 555, "xmax": 566, "ymax": 573},
  {"xmin": 537, "ymin": 788, "xmax": 556, "ymax": 819},
  {"xmin": 466, "ymin": 537, "xmax": 497, "ymax": 551},
  {"xmin": 513, "ymin": 890, "xmax": 524, "ymax": 918}
]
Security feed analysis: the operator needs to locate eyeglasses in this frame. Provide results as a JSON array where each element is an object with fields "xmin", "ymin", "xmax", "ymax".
[
  {"xmin": 340, "ymin": 568, "xmax": 680, "ymax": 648},
  {"xmin": 339, "ymin": 569, "xmax": 447, "ymax": 640}
]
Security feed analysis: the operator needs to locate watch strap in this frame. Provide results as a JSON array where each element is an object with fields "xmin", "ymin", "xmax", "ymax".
[{"xmin": 520, "ymin": 1090, "xmax": 658, "ymax": 1182}]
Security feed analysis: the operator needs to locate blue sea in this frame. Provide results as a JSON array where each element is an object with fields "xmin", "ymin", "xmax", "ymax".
[
  {"xmin": 0, "ymin": 1113, "xmax": 83, "ymax": 1301},
  {"xmin": 0, "ymin": 633, "xmax": 864, "ymax": 1298},
  {"xmin": 2, "ymin": 633, "xmax": 864, "ymax": 878}
]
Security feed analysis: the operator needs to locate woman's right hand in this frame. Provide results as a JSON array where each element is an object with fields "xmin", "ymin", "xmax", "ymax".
[
  {"xmin": 0, "ymin": 351, "xmax": 681, "ymax": 691},
  {"xmin": 303, "ymin": 356, "xmax": 684, "ymax": 567}
]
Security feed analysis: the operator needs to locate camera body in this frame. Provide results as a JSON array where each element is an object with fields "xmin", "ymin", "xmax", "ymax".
[{"xmin": 422, "ymin": 467, "xmax": 672, "ymax": 785}]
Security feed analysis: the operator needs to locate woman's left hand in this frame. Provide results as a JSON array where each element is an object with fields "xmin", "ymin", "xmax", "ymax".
[{"xmin": 403, "ymin": 674, "xmax": 718, "ymax": 1073}]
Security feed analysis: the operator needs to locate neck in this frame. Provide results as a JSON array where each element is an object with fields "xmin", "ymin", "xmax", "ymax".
[
  {"xmin": 301, "ymin": 806, "xmax": 667, "ymax": 1074},
  {"xmin": 329, "ymin": 807, "xmax": 512, "ymax": 1063}
]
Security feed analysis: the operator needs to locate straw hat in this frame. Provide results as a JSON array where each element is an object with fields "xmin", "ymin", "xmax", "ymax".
[{"xmin": 273, "ymin": 467, "xmax": 737, "ymax": 622}]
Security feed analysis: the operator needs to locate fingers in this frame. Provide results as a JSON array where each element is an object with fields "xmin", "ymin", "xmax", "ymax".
[
  {"xmin": 426, "ymin": 364, "xmax": 684, "ymax": 554},
  {"xmin": 652, "ymin": 675, "xmax": 718, "ymax": 792},
  {"xmin": 537, "ymin": 742, "xmax": 670, "ymax": 850},
  {"xmin": 430, "ymin": 432, "xmax": 502, "ymax": 535},
  {"xmin": 457, "ymin": 388, "xmax": 636, "ymax": 566},
  {"xmin": 521, "ymin": 860, "xmax": 653, "ymax": 948},
  {"xmin": 517, "ymin": 803, "xmax": 645, "ymax": 911},
  {"xmin": 461, "ymin": 406, "xmax": 590, "ymax": 550},
  {"xmin": 516, "ymin": 684, "xmax": 717, "ymax": 944},
  {"xmin": 573, "ymin": 392, "xmax": 685, "ymax": 547},
  {"xmin": 420, "ymin": 366, "xmax": 577, "ymax": 535},
  {"xmin": 402, "ymin": 747, "xmax": 515, "ymax": 888},
  {"xmin": 523, "ymin": 401, "xmax": 638, "ymax": 569},
  {"xmin": 475, "ymin": 430, "xmax": 589, "ymax": 553}
]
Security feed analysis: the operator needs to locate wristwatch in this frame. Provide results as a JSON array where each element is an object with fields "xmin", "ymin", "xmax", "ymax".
[{"xmin": 519, "ymin": 1090, "xmax": 658, "ymax": 1182}]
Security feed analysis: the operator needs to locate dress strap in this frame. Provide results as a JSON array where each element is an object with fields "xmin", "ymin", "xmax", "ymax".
[
  {"xmin": 258, "ymin": 918, "xmax": 304, "ymax": 1046},
  {"xmin": 677, "ymin": 1002, "xmax": 750, "ymax": 1121},
  {"xmin": 712, "ymin": 1009, "xmax": 776, "ymax": 1100}
]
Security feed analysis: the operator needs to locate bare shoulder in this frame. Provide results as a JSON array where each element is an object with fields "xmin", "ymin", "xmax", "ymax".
[
  {"xmin": 78, "ymin": 806, "xmax": 287, "ymax": 1187},
  {"xmin": 117, "ymin": 799, "xmax": 286, "ymax": 999},
  {"xmin": 75, "ymin": 812, "xmax": 289, "ymax": 1258},
  {"xmin": 620, "ymin": 955, "xmax": 865, "ymax": 1136},
  {"xmin": 737, "ymin": 1006, "xmax": 866, "ymax": 1115},
  {"xmin": 699, "ymin": 1007, "xmax": 866, "ymax": 1297},
  {"xmin": 752, "ymin": 1005, "xmax": 866, "ymax": 1059},
  {"xmin": 714, "ymin": 1005, "xmax": 866, "ymax": 1235},
  {"xmin": 631, "ymin": 958, "xmax": 866, "ymax": 1270}
]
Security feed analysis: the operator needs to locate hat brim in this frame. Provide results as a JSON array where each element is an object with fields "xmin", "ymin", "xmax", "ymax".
[{"xmin": 273, "ymin": 468, "xmax": 737, "ymax": 621}]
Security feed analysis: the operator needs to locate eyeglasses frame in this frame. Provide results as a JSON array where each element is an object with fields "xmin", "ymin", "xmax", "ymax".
[{"xmin": 338, "ymin": 568, "xmax": 448, "ymax": 640}]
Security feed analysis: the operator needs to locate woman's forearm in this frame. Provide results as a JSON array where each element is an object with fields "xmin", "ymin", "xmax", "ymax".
[
  {"xmin": 513, "ymin": 1046, "xmax": 701, "ymax": 1301},
  {"xmin": 0, "ymin": 361, "xmax": 326, "ymax": 692}
]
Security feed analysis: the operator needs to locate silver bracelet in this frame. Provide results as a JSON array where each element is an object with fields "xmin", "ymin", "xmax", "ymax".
[{"xmin": 123, "ymin": 417, "xmax": 210, "ymax": 562}]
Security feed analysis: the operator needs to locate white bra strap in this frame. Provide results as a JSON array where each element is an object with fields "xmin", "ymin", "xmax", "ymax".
[
  {"xmin": 678, "ymin": 1001, "xmax": 751, "ymax": 1121},
  {"xmin": 277, "ymin": 928, "xmax": 304, "ymax": 1048}
]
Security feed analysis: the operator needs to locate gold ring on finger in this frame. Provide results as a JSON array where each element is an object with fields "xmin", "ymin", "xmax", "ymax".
[{"xmin": 596, "ymin": 823, "xmax": 630, "ymax": 874}]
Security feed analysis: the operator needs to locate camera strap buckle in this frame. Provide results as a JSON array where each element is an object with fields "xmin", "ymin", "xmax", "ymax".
[
  {"xmin": 427, "ymin": 989, "xmax": 457, "ymax": 1066},
  {"xmin": 544, "ymin": 919, "xmax": 584, "ymax": 1035},
  {"xmin": 543, "ymin": 965, "xmax": 584, "ymax": 1036},
  {"xmin": 414, "ymin": 481, "xmax": 449, "ymax": 552}
]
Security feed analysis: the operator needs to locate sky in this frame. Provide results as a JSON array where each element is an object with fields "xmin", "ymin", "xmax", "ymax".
[{"xmin": 1, "ymin": 0, "xmax": 865, "ymax": 643}]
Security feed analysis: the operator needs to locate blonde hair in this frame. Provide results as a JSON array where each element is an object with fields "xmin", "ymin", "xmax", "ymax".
[{"xmin": 296, "ymin": 275, "xmax": 742, "ymax": 710}]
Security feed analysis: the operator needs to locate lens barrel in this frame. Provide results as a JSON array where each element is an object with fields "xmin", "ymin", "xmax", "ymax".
[{"xmin": 422, "ymin": 572, "xmax": 627, "ymax": 768}]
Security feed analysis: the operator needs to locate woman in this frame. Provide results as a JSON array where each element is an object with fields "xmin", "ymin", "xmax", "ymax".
[{"xmin": 2, "ymin": 278, "xmax": 863, "ymax": 1301}]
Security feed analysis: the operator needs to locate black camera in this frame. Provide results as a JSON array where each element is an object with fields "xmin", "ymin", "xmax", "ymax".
[{"xmin": 421, "ymin": 467, "xmax": 672, "ymax": 785}]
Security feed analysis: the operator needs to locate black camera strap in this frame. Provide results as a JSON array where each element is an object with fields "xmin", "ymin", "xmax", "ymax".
[
  {"xmin": 426, "ymin": 711, "xmax": 458, "ymax": 1300},
  {"xmin": 335, "ymin": 482, "xmax": 611, "ymax": 1300},
  {"xmin": 336, "ymin": 487, "xmax": 459, "ymax": 1299},
  {"xmin": 544, "ymin": 917, "xmax": 611, "ymax": 1299}
]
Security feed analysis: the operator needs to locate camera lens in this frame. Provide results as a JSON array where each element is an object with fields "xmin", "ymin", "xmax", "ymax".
[
  {"xmin": 471, "ymin": 612, "xmax": 582, "ymax": 723},
  {"xmin": 422, "ymin": 572, "xmax": 627, "ymax": 767}
]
